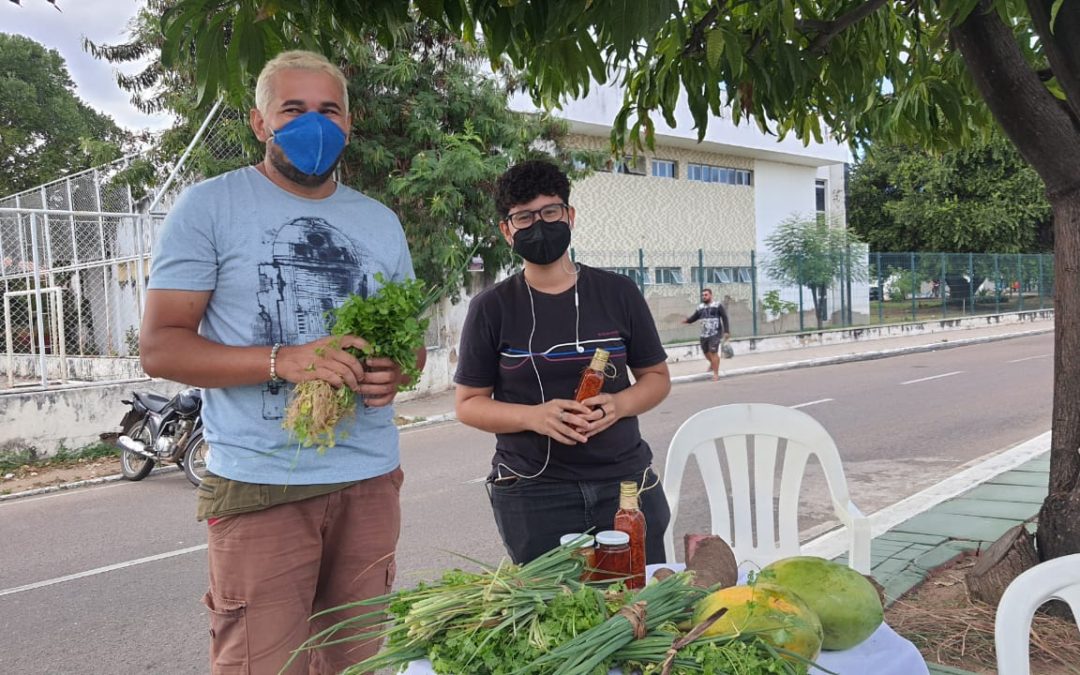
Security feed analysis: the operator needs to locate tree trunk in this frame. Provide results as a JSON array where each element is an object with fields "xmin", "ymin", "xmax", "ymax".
[
  {"xmin": 966, "ymin": 524, "xmax": 1039, "ymax": 606},
  {"xmin": 952, "ymin": 2, "xmax": 1080, "ymax": 563},
  {"xmin": 811, "ymin": 285, "xmax": 826, "ymax": 329},
  {"xmin": 1037, "ymin": 194, "xmax": 1080, "ymax": 560}
]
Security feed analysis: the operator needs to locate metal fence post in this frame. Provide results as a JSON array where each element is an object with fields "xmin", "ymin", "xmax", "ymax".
[
  {"xmin": 1038, "ymin": 254, "xmax": 1044, "ymax": 309},
  {"xmin": 750, "ymin": 249, "xmax": 758, "ymax": 336},
  {"xmin": 910, "ymin": 252, "xmax": 917, "ymax": 321},
  {"xmin": 1017, "ymin": 252, "xmax": 1024, "ymax": 312},
  {"xmin": 876, "ymin": 252, "xmax": 883, "ymax": 325},
  {"xmin": 637, "ymin": 248, "xmax": 645, "ymax": 295},
  {"xmin": 797, "ymin": 254, "xmax": 805, "ymax": 332},
  {"xmin": 698, "ymin": 248, "xmax": 704, "ymax": 297},
  {"xmin": 994, "ymin": 253, "xmax": 1000, "ymax": 314},
  {"xmin": 29, "ymin": 214, "xmax": 48, "ymax": 387},
  {"xmin": 968, "ymin": 252, "xmax": 975, "ymax": 316},
  {"xmin": 940, "ymin": 253, "xmax": 947, "ymax": 318}
]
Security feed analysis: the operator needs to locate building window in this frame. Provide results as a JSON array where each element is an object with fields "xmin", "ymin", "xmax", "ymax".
[
  {"xmin": 691, "ymin": 266, "xmax": 753, "ymax": 284},
  {"xmin": 653, "ymin": 267, "xmax": 684, "ymax": 285},
  {"xmin": 603, "ymin": 267, "xmax": 648, "ymax": 285},
  {"xmin": 687, "ymin": 163, "xmax": 753, "ymax": 186},
  {"xmin": 602, "ymin": 155, "xmax": 646, "ymax": 175},
  {"xmin": 816, "ymin": 179, "xmax": 828, "ymax": 213},
  {"xmin": 651, "ymin": 159, "xmax": 677, "ymax": 178}
]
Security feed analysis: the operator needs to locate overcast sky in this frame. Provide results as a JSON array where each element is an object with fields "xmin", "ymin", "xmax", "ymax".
[{"xmin": 2, "ymin": 0, "xmax": 173, "ymax": 131}]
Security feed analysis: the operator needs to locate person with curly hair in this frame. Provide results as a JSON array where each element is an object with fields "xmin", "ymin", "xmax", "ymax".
[{"xmin": 454, "ymin": 159, "xmax": 673, "ymax": 565}]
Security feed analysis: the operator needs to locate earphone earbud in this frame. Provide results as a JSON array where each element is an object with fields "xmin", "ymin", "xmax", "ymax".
[{"xmin": 576, "ymin": 344, "xmax": 584, "ymax": 353}]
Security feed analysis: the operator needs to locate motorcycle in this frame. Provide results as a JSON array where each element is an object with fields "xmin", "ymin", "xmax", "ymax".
[{"xmin": 115, "ymin": 387, "xmax": 208, "ymax": 487}]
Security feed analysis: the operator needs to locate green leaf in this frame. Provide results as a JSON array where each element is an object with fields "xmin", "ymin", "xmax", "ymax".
[
  {"xmin": 1050, "ymin": 0, "xmax": 1066, "ymax": 30},
  {"xmin": 705, "ymin": 27, "xmax": 724, "ymax": 69}
]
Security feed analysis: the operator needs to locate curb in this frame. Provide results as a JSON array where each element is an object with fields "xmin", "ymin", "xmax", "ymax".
[{"xmin": 0, "ymin": 464, "xmax": 180, "ymax": 503}]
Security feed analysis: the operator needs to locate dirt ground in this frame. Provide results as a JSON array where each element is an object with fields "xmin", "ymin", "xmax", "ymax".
[
  {"xmin": 1, "ymin": 453, "xmax": 126, "ymax": 495},
  {"xmin": 886, "ymin": 552, "xmax": 1080, "ymax": 674}
]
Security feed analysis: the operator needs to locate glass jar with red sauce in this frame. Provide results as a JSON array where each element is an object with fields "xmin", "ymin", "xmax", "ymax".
[{"xmin": 593, "ymin": 530, "xmax": 632, "ymax": 582}]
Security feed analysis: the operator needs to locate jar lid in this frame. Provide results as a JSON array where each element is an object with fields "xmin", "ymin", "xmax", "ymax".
[
  {"xmin": 559, "ymin": 533, "xmax": 585, "ymax": 546},
  {"xmin": 595, "ymin": 530, "xmax": 630, "ymax": 546}
]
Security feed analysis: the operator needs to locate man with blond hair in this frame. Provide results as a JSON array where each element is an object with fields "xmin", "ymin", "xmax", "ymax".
[{"xmin": 141, "ymin": 50, "xmax": 423, "ymax": 673}]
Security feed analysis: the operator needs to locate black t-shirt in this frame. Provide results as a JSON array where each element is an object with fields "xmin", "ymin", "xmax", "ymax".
[
  {"xmin": 687, "ymin": 303, "xmax": 729, "ymax": 338},
  {"xmin": 454, "ymin": 265, "xmax": 668, "ymax": 481}
]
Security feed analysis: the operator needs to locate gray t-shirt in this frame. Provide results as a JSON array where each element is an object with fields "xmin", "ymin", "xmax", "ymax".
[{"xmin": 149, "ymin": 166, "xmax": 414, "ymax": 485}]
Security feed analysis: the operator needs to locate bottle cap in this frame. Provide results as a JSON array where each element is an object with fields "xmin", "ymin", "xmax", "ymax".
[
  {"xmin": 619, "ymin": 481, "xmax": 638, "ymax": 497},
  {"xmin": 595, "ymin": 530, "xmax": 630, "ymax": 546},
  {"xmin": 589, "ymin": 348, "xmax": 610, "ymax": 371}
]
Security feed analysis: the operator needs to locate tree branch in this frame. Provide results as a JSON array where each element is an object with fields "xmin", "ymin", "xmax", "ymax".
[
  {"xmin": 1027, "ymin": 0, "xmax": 1080, "ymax": 123},
  {"xmin": 681, "ymin": 2, "xmax": 725, "ymax": 57},
  {"xmin": 950, "ymin": 0, "xmax": 1080, "ymax": 198},
  {"xmin": 802, "ymin": 0, "xmax": 891, "ymax": 54}
]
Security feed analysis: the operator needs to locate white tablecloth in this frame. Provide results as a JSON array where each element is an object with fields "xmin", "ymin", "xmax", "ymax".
[{"xmin": 402, "ymin": 564, "xmax": 929, "ymax": 675}]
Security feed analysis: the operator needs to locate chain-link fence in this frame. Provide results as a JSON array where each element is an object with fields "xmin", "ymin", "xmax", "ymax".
[
  {"xmin": 569, "ymin": 248, "xmax": 1054, "ymax": 344},
  {"xmin": 869, "ymin": 252, "xmax": 1055, "ymax": 325}
]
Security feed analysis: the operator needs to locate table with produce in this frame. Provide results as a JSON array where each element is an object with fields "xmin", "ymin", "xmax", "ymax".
[{"xmin": 296, "ymin": 532, "xmax": 926, "ymax": 675}]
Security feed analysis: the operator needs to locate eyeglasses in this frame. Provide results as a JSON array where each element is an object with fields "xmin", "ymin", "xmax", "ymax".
[{"xmin": 505, "ymin": 203, "xmax": 569, "ymax": 229}]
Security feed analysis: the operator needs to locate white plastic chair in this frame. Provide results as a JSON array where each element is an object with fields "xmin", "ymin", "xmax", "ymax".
[
  {"xmin": 995, "ymin": 553, "xmax": 1080, "ymax": 675},
  {"xmin": 662, "ymin": 403, "xmax": 871, "ymax": 573}
]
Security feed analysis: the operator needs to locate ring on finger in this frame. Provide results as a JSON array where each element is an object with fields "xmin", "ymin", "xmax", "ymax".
[
  {"xmin": 598, "ymin": 406, "xmax": 607, "ymax": 419},
  {"xmin": 558, "ymin": 410, "xmax": 565, "ymax": 423}
]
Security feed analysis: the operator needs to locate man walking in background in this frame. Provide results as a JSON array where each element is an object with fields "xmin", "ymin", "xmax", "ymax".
[{"xmin": 684, "ymin": 287, "xmax": 730, "ymax": 381}]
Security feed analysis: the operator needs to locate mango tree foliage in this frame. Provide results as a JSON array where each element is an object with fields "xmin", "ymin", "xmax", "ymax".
[
  {"xmin": 157, "ymin": 0, "xmax": 1080, "ymax": 562},
  {"xmin": 90, "ymin": 8, "xmax": 603, "ymax": 292},
  {"xmin": 0, "ymin": 33, "xmax": 127, "ymax": 196},
  {"xmin": 848, "ymin": 134, "xmax": 1052, "ymax": 253}
]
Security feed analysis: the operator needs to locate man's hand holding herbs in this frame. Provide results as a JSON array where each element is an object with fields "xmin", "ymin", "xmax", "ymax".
[
  {"xmin": 357, "ymin": 357, "xmax": 403, "ymax": 408},
  {"xmin": 532, "ymin": 399, "xmax": 592, "ymax": 445},
  {"xmin": 276, "ymin": 335, "xmax": 369, "ymax": 390}
]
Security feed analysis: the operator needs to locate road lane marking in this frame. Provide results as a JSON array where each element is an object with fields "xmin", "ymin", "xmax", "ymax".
[
  {"xmin": 790, "ymin": 398, "xmax": 834, "ymax": 409},
  {"xmin": 1007, "ymin": 354, "xmax": 1051, "ymax": 364},
  {"xmin": 0, "ymin": 544, "xmax": 207, "ymax": 598},
  {"xmin": 900, "ymin": 371, "xmax": 963, "ymax": 385}
]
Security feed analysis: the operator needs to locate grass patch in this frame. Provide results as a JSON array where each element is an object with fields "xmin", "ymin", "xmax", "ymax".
[{"xmin": 0, "ymin": 440, "xmax": 119, "ymax": 474}]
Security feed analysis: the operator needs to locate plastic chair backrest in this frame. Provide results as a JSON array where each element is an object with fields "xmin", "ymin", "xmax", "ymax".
[
  {"xmin": 662, "ymin": 403, "xmax": 869, "ymax": 572},
  {"xmin": 995, "ymin": 553, "xmax": 1080, "ymax": 675}
]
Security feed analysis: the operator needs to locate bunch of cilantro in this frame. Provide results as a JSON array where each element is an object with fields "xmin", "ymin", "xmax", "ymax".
[{"xmin": 283, "ymin": 273, "xmax": 437, "ymax": 451}]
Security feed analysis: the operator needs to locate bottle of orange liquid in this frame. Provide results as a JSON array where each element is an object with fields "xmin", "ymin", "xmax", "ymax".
[
  {"xmin": 613, "ymin": 480, "xmax": 646, "ymax": 589},
  {"xmin": 574, "ymin": 348, "xmax": 610, "ymax": 402}
]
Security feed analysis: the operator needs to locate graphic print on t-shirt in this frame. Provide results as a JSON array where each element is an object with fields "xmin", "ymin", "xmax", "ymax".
[
  {"xmin": 499, "ymin": 337, "xmax": 626, "ymax": 403},
  {"xmin": 253, "ymin": 216, "xmax": 370, "ymax": 420}
]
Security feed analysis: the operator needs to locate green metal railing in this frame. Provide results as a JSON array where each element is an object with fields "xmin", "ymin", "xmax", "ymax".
[{"xmin": 567, "ymin": 249, "xmax": 1054, "ymax": 345}]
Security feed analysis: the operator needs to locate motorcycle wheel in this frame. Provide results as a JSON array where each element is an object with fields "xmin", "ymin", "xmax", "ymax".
[
  {"xmin": 182, "ymin": 428, "xmax": 209, "ymax": 487},
  {"xmin": 119, "ymin": 418, "xmax": 155, "ymax": 481}
]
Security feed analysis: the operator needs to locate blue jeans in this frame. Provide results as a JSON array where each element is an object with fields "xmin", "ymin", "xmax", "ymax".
[{"xmin": 486, "ymin": 467, "xmax": 671, "ymax": 565}]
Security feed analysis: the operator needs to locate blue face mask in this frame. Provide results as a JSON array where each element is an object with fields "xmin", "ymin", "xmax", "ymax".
[{"xmin": 269, "ymin": 111, "xmax": 347, "ymax": 176}]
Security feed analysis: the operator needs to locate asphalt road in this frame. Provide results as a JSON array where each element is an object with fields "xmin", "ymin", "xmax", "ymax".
[{"xmin": 0, "ymin": 332, "xmax": 1053, "ymax": 674}]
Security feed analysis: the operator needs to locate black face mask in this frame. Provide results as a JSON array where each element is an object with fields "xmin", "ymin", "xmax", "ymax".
[{"xmin": 512, "ymin": 220, "xmax": 571, "ymax": 265}]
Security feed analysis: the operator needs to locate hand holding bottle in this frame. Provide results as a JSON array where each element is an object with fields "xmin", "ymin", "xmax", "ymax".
[
  {"xmin": 580, "ymin": 393, "xmax": 619, "ymax": 437},
  {"xmin": 531, "ymin": 399, "xmax": 592, "ymax": 445}
]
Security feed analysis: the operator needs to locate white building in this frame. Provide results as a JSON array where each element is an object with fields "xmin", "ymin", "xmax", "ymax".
[{"xmin": 512, "ymin": 83, "xmax": 862, "ymax": 340}]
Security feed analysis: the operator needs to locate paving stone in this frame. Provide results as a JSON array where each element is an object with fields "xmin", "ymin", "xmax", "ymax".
[
  {"xmin": 912, "ymin": 542, "xmax": 975, "ymax": 572},
  {"xmin": 872, "ymin": 556, "xmax": 916, "ymax": 576},
  {"xmin": 985, "ymin": 471, "xmax": 1049, "ymax": 488},
  {"xmin": 892, "ymin": 513, "xmax": 1019, "ymax": 542},
  {"xmin": 880, "ymin": 570, "xmax": 926, "ymax": 605},
  {"xmin": 959, "ymin": 484, "xmax": 1048, "ymax": 504},
  {"xmin": 877, "ymin": 531, "xmax": 950, "ymax": 546},
  {"xmin": 931, "ymin": 498, "xmax": 1041, "ymax": 521}
]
